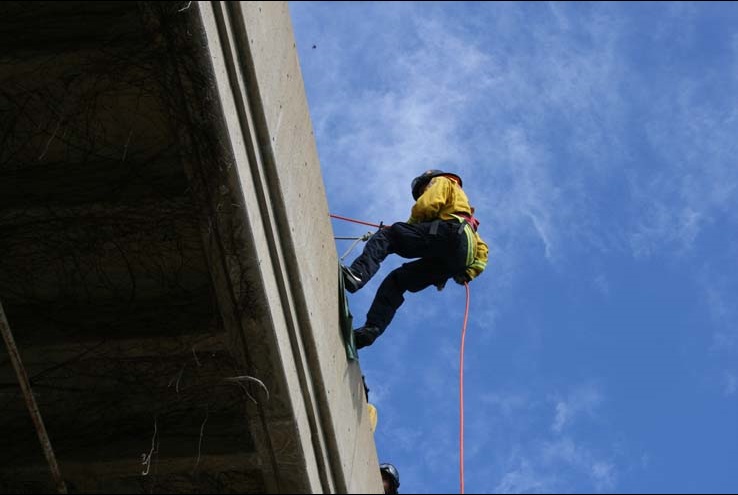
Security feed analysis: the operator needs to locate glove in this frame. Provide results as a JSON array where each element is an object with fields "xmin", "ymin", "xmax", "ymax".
[
  {"xmin": 434, "ymin": 280, "xmax": 447, "ymax": 292},
  {"xmin": 453, "ymin": 272, "xmax": 471, "ymax": 285}
]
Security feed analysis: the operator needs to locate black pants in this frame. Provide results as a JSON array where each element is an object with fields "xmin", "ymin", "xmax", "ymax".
[{"xmin": 349, "ymin": 220, "xmax": 469, "ymax": 333}]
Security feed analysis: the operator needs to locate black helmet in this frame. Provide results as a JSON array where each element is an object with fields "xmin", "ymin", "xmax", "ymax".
[
  {"xmin": 380, "ymin": 463, "xmax": 400, "ymax": 490},
  {"xmin": 411, "ymin": 169, "xmax": 462, "ymax": 200}
]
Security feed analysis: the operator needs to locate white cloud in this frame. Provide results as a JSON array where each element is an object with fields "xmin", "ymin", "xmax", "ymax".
[
  {"xmin": 496, "ymin": 437, "xmax": 619, "ymax": 494},
  {"xmin": 299, "ymin": 9, "xmax": 496, "ymax": 228},
  {"xmin": 298, "ymin": 1, "xmax": 638, "ymax": 271},
  {"xmin": 542, "ymin": 438, "xmax": 618, "ymax": 492},
  {"xmin": 694, "ymin": 265, "xmax": 738, "ymax": 400},
  {"xmin": 628, "ymin": 64, "xmax": 738, "ymax": 258},
  {"xmin": 725, "ymin": 372, "xmax": 737, "ymax": 397},
  {"xmin": 289, "ymin": 3, "xmax": 738, "ymax": 492},
  {"xmin": 297, "ymin": 1, "xmax": 738, "ymax": 301},
  {"xmin": 551, "ymin": 384, "xmax": 604, "ymax": 433},
  {"xmin": 496, "ymin": 457, "xmax": 555, "ymax": 494},
  {"xmin": 476, "ymin": 383, "xmax": 619, "ymax": 493},
  {"xmin": 627, "ymin": 203, "xmax": 703, "ymax": 259},
  {"xmin": 593, "ymin": 274, "xmax": 610, "ymax": 296},
  {"xmin": 698, "ymin": 267, "xmax": 738, "ymax": 352},
  {"xmin": 481, "ymin": 391, "xmax": 530, "ymax": 419},
  {"xmin": 552, "ymin": 402, "xmax": 571, "ymax": 434},
  {"xmin": 591, "ymin": 460, "xmax": 617, "ymax": 492}
]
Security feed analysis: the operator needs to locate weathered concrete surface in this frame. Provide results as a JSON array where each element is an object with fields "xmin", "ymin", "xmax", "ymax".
[
  {"xmin": 0, "ymin": 1, "xmax": 381, "ymax": 493},
  {"xmin": 233, "ymin": 3, "xmax": 383, "ymax": 492}
]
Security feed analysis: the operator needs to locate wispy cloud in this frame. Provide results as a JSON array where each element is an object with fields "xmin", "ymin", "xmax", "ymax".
[
  {"xmin": 542, "ymin": 438, "xmax": 618, "ymax": 492},
  {"xmin": 591, "ymin": 461, "xmax": 617, "ymax": 492},
  {"xmin": 470, "ymin": 383, "xmax": 619, "ymax": 494},
  {"xmin": 295, "ymin": 5, "xmax": 495, "ymax": 226},
  {"xmin": 481, "ymin": 391, "xmax": 531, "ymax": 419},
  {"xmin": 496, "ymin": 437, "xmax": 618, "ymax": 494},
  {"xmin": 593, "ymin": 274, "xmax": 610, "ymax": 296},
  {"xmin": 295, "ymin": 1, "xmax": 635, "ymax": 268},
  {"xmin": 551, "ymin": 383, "xmax": 604, "ymax": 434},
  {"xmin": 496, "ymin": 456, "xmax": 556, "ymax": 494},
  {"xmin": 627, "ymin": 54, "xmax": 738, "ymax": 258},
  {"xmin": 291, "ymin": 2, "xmax": 738, "ymax": 493},
  {"xmin": 697, "ymin": 266, "xmax": 738, "ymax": 352},
  {"xmin": 627, "ymin": 203, "xmax": 703, "ymax": 259},
  {"xmin": 725, "ymin": 372, "xmax": 737, "ymax": 397}
]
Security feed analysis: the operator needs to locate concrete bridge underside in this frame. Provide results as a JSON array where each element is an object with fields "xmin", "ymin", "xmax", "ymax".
[{"xmin": 0, "ymin": 2, "xmax": 381, "ymax": 493}]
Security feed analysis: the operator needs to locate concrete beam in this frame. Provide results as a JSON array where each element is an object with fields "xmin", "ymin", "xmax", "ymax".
[{"xmin": 193, "ymin": 2, "xmax": 382, "ymax": 492}]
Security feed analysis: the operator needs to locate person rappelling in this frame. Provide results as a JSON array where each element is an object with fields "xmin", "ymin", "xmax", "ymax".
[{"xmin": 341, "ymin": 169, "xmax": 489, "ymax": 348}]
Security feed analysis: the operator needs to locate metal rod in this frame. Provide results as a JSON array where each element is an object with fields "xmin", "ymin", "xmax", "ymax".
[{"xmin": 0, "ymin": 301, "xmax": 67, "ymax": 494}]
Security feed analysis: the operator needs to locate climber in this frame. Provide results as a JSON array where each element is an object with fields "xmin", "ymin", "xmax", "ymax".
[{"xmin": 341, "ymin": 169, "xmax": 488, "ymax": 349}]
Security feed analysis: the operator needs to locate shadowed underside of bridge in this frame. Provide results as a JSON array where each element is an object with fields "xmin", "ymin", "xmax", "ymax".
[
  {"xmin": 0, "ymin": 2, "xmax": 381, "ymax": 493},
  {"xmin": 0, "ymin": 2, "xmax": 267, "ymax": 493}
]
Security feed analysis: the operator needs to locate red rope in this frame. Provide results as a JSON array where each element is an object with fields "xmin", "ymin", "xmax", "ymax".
[
  {"xmin": 460, "ymin": 282, "xmax": 470, "ymax": 494},
  {"xmin": 329, "ymin": 213, "xmax": 383, "ymax": 229}
]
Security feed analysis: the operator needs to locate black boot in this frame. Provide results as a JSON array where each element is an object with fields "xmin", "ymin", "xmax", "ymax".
[
  {"xmin": 354, "ymin": 326, "xmax": 382, "ymax": 349},
  {"xmin": 341, "ymin": 265, "xmax": 363, "ymax": 293}
]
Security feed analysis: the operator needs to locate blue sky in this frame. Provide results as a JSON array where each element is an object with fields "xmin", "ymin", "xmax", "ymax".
[{"xmin": 289, "ymin": 2, "xmax": 738, "ymax": 493}]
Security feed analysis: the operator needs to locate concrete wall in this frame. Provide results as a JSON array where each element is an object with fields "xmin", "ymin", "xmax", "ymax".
[
  {"xmin": 185, "ymin": 1, "xmax": 384, "ymax": 492},
  {"xmin": 0, "ymin": 1, "xmax": 381, "ymax": 493}
]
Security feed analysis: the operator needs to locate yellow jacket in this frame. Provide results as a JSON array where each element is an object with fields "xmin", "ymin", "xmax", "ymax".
[{"xmin": 407, "ymin": 176, "xmax": 489, "ymax": 281}]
